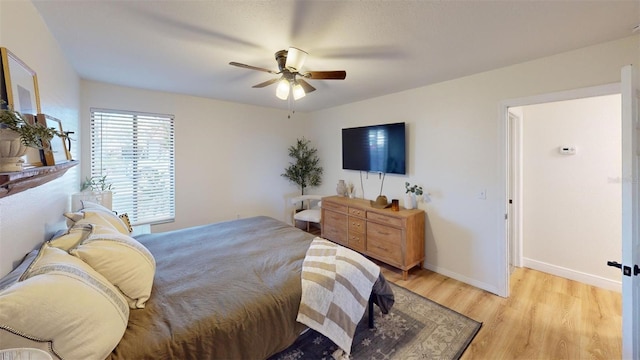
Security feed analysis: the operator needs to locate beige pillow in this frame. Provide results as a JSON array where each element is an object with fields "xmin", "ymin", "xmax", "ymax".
[
  {"xmin": 47, "ymin": 224, "xmax": 92, "ymax": 251},
  {"xmin": 70, "ymin": 224, "xmax": 156, "ymax": 309},
  {"xmin": 64, "ymin": 209, "xmax": 130, "ymax": 235},
  {"xmin": 0, "ymin": 243, "xmax": 129, "ymax": 360}
]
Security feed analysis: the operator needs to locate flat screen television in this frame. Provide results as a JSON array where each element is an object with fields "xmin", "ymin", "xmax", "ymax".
[{"xmin": 342, "ymin": 122, "xmax": 406, "ymax": 174}]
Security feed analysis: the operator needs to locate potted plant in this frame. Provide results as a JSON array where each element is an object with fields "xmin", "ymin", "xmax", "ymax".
[
  {"xmin": 404, "ymin": 182, "xmax": 423, "ymax": 210},
  {"xmin": 0, "ymin": 105, "xmax": 66, "ymax": 172},
  {"xmin": 281, "ymin": 137, "xmax": 323, "ymax": 196},
  {"xmin": 71, "ymin": 175, "xmax": 114, "ymax": 211}
]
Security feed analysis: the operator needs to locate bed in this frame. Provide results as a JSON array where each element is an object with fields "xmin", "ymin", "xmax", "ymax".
[
  {"xmin": 112, "ymin": 216, "xmax": 318, "ymax": 359},
  {"xmin": 0, "ymin": 214, "xmax": 393, "ymax": 359}
]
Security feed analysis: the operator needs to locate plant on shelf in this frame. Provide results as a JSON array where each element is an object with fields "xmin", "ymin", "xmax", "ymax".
[
  {"xmin": 0, "ymin": 105, "xmax": 67, "ymax": 172},
  {"xmin": 0, "ymin": 105, "xmax": 65, "ymax": 149},
  {"xmin": 281, "ymin": 137, "xmax": 323, "ymax": 195},
  {"xmin": 404, "ymin": 182, "xmax": 423, "ymax": 196}
]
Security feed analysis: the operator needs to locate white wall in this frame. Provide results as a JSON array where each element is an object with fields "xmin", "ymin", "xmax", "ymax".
[
  {"xmin": 521, "ymin": 95, "xmax": 621, "ymax": 289},
  {"xmin": 309, "ymin": 35, "xmax": 638, "ymax": 295},
  {"xmin": 0, "ymin": 1, "xmax": 81, "ymax": 276},
  {"xmin": 80, "ymin": 81, "xmax": 311, "ymax": 233}
]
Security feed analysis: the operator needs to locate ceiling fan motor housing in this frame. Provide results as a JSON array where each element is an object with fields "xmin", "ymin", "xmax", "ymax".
[{"xmin": 275, "ymin": 50, "xmax": 288, "ymax": 72}]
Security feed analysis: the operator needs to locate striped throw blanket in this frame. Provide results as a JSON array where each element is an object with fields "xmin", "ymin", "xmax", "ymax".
[{"xmin": 297, "ymin": 237, "xmax": 380, "ymax": 355}]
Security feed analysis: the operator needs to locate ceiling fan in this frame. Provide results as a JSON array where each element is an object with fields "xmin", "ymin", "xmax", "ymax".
[{"xmin": 229, "ymin": 47, "xmax": 346, "ymax": 100}]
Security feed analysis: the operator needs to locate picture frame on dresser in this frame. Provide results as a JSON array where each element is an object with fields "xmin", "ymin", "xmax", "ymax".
[
  {"xmin": 36, "ymin": 114, "xmax": 72, "ymax": 165},
  {"xmin": 0, "ymin": 47, "xmax": 41, "ymax": 114}
]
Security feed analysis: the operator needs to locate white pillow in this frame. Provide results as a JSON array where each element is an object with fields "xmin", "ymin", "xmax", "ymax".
[
  {"xmin": 70, "ymin": 224, "xmax": 156, "ymax": 309},
  {"xmin": 80, "ymin": 199, "xmax": 112, "ymax": 212},
  {"xmin": 0, "ymin": 243, "xmax": 129, "ymax": 360}
]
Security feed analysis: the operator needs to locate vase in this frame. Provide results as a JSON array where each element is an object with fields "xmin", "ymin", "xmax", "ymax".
[
  {"xmin": 0, "ymin": 129, "xmax": 28, "ymax": 172},
  {"xmin": 336, "ymin": 180, "xmax": 347, "ymax": 196},
  {"xmin": 404, "ymin": 193, "xmax": 416, "ymax": 210}
]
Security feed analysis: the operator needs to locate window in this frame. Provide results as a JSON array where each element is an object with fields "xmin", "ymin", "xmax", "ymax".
[{"xmin": 90, "ymin": 109, "xmax": 175, "ymax": 225}]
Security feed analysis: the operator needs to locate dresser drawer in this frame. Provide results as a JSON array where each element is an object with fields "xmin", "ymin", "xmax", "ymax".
[
  {"xmin": 324, "ymin": 209, "xmax": 348, "ymax": 227},
  {"xmin": 348, "ymin": 217, "xmax": 365, "ymax": 234},
  {"xmin": 323, "ymin": 201, "xmax": 347, "ymax": 213},
  {"xmin": 366, "ymin": 222, "xmax": 402, "ymax": 264},
  {"xmin": 367, "ymin": 211, "xmax": 403, "ymax": 228},
  {"xmin": 322, "ymin": 210, "xmax": 348, "ymax": 246},
  {"xmin": 347, "ymin": 231, "xmax": 366, "ymax": 252},
  {"xmin": 348, "ymin": 207, "xmax": 366, "ymax": 218},
  {"xmin": 324, "ymin": 226, "xmax": 348, "ymax": 246}
]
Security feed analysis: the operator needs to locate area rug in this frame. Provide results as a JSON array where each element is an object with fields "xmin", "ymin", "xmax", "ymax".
[{"xmin": 269, "ymin": 283, "xmax": 482, "ymax": 360}]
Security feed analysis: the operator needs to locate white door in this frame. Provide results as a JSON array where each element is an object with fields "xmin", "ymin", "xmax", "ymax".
[{"xmin": 621, "ymin": 64, "xmax": 639, "ymax": 359}]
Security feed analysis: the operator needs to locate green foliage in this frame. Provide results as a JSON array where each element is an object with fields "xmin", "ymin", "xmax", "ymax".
[
  {"xmin": 81, "ymin": 175, "xmax": 113, "ymax": 192},
  {"xmin": 0, "ymin": 104, "xmax": 66, "ymax": 149},
  {"xmin": 405, "ymin": 182, "xmax": 423, "ymax": 195},
  {"xmin": 281, "ymin": 138, "xmax": 323, "ymax": 195}
]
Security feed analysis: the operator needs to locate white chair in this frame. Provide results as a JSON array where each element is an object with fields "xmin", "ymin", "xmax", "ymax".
[{"xmin": 291, "ymin": 195, "xmax": 323, "ymax": 232}]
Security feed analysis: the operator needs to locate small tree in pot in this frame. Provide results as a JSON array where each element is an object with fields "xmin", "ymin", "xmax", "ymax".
[{"xmin": 281, "ymin": 137, "xmax": 323, "ymax": 195}]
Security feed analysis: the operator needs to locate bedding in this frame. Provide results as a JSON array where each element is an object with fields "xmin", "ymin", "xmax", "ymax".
[
  {"xmin": 297, "ymin": 237, "xmax": 381, "ymax": 355},
  {"xmin": 0, "ymin": 215, "xmax": 393, "ymax": 359},
  {"xmin": 109, "ymin": 216, "xmax": 317, "ymax": 359}
]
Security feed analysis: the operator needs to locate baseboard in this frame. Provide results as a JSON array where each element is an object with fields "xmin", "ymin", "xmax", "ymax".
[
  {"xmin": 523, "ymin": 258, "xmax": 621, "ymax": 292},
  {"xmin": 422, "ymin": 262, "xmax": 502, "ymax": 297}
]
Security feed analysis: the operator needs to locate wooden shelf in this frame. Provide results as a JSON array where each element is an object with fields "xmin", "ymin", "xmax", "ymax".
[{"xmin": 0, "ymin": 160, "xmax": 78, "ymax": 199}]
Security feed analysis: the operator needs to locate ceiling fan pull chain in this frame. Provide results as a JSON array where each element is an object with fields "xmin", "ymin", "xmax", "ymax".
[{"xmin": 287, "ymin": 94, "xmax": 294, "ymax": 118}]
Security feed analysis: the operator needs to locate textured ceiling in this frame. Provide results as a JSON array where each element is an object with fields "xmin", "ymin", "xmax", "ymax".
[{"xmin": 33, "ymin": 0, "xmax": 640, "ymax": 112}]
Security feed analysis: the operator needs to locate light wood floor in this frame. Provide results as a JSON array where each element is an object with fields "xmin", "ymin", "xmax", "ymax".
[
  {"xmin": 299, "ymin": 224, "xmax": 622, "ymax": 359},
  {"xmin": 378, "ymin": 264, "xmax": 622, "ymax": 360}
]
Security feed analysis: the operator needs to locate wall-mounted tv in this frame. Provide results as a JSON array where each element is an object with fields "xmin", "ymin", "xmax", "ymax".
[{"xmin": 342, "ymin": 122, "xmax": 406, "ymax": 174}]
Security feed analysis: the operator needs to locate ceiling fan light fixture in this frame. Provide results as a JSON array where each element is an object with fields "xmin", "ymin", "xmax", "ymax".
[
  {"xmin": 292, "ymin": 82, "xmax": 306, "ymax": 100},
  {"xmin": 285, "ymin": 47, "xmax": 307, "ymax": 71},
  {"xmin": 276, "ymin": 78, "xmax": 290, "ymax": 100}
]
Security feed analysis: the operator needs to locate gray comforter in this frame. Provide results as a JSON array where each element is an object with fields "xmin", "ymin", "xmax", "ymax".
[{"xmin": 108, "ymin": 216, "xmax": 393, "ymax": 360}]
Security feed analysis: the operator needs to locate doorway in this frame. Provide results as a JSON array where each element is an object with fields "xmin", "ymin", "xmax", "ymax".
[{"xmin": 499, "ymin": 83, "xmax": 621, "ymax": 297}]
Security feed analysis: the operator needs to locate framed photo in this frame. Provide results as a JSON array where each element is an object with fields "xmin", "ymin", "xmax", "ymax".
[
  {"xmin": 36, "ymin": 114, "xmax": 72, "ymax": 165},
  {"xmin": 0, "ymin": 47, "xmax": 41, "ymax": 114}
]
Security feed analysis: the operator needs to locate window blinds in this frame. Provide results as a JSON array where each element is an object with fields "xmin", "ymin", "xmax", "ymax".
[{"xmin": 90, "ymin": 109, "xmax": 175, "ymax": 225}]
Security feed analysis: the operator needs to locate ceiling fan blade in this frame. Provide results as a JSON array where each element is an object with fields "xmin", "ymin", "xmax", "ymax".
[
  {"xmin": 229, "ymin": 62, "xmax": 278, "ymax": 74},
  {"xmin": 304, "ymin": 70, "xmax": 347, "ymax": 80},
  {"xmin": 297, "ymin": 79, "xmax": 316, "ymax": 93},
  {"xmin": 252, "ymin": 78, "xmax": 280, "ymax": 88}
]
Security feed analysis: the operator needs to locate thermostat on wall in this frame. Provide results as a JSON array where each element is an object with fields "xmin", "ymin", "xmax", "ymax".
[{"xmin": 559, "ymin": 146, "xmax": 576, "ymax": 155}]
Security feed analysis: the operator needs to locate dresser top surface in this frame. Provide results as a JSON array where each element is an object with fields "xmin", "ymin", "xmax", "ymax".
[{"xmin": 321, "ymin": 195, "xmax": 424, "ymax": 217}]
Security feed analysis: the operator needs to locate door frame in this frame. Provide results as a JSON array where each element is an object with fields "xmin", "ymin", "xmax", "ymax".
[
  {"xmin": 620, "ymin": 64, "xmax": 639, "ymax": 359},
  {"xmin": 507, "ymin": 110, "xmax": 523, "ymax": 269},
  {"xmin": 498, "ymin": 82, "xmax": 620, "ymax": 297}
]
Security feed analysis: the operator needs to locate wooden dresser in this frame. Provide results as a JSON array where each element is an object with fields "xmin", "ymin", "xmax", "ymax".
[{"xmin": 321, "ymin": 196, "xmax": 425, "ymax": 280}]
